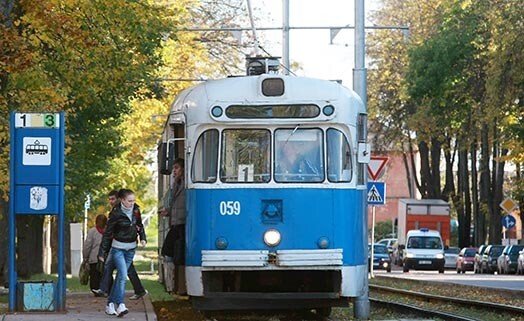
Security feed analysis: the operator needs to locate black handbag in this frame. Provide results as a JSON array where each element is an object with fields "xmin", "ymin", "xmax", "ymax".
[{"xmin": 79, "ymin": 260, "xmax": 90, "ymax": 285}]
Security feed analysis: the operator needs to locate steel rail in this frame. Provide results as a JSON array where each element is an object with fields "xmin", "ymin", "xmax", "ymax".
[
  {"xmin": 370, "ymin": 284, "xmax": 524, "ymax": 314},
  {"xmin": 370, "ymin": 297, "xmax": 479, "ymax": 321}
]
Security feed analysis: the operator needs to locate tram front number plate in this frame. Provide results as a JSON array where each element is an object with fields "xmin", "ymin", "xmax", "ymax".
[{"xmin": 419, "ymin": 260, "xmax": 431, "ymax": 265}]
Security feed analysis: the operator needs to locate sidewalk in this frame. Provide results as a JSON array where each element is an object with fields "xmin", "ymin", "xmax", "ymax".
[{"xmin": 1, "ymin": 291, "xmax": 157, "ymax": 321}]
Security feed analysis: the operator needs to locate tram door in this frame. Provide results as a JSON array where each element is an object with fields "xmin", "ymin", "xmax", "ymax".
[{"xmin": 159, "ymin": 122, "xmax": 185, "ymax": 291}]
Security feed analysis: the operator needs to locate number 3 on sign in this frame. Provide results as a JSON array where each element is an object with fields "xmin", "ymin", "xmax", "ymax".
[{"xmin": 219, "ymin": 201, "xmax": 241, "ymax": 215}]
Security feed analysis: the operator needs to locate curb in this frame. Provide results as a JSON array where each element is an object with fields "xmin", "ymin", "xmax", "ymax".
[{"xmin": 142, "ymin": 294, "xmax": 157, "ymax": 321}]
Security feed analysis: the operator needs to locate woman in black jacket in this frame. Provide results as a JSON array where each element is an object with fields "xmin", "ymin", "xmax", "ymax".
[{"xmin": 98, "ymin": 189, "xmax": 146, "ymax": 317}]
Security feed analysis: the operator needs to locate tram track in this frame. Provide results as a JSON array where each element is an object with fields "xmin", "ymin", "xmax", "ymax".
[
  {"xmin": 369, "ymin": 284, "xmax": 524, "ymax": 320},
  {"xmin": 370, "ymin": 297, "xmax": 478, "ymax": 321}
]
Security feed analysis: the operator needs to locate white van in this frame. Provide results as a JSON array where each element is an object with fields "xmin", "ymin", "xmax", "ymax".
[{"xmin": 401, "ymin": 229, "xmax": 445, "ymax": 273}]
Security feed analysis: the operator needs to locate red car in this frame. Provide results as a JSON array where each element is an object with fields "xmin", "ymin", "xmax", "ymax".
[{"xmin": 456, "ymin": 247, "xmax": 478, "ymax": 273}]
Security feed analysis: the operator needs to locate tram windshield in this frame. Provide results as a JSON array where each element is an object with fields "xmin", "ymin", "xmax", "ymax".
[
  {"xmin": 192, "ymin": 127, "xmax": 353, "ymax": 184},
  {"xmin": 220, "ymin": 129, "xmax": 271, "ymax": 183},
  {"xmin": 274, "ymin": 128, "xmax": 324, "ymax": 182}
]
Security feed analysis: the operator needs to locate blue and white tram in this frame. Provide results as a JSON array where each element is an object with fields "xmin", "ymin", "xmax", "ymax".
[{"xmin": 158, "ymin": 61, "xmax": 369, "ymax": 314}]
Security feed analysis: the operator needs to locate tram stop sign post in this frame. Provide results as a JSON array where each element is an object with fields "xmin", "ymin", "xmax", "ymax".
[{"xmin": 9, "ymin": 112, "xmax": 66, "ymax": 312}]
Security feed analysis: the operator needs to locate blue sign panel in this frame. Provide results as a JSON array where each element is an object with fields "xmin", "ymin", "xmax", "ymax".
[
  {"xmin": 367, "ymin": 182, "xmax": 386, "ymax": 205},
  {"xmin": 10, "ymin": 112, "xmax": 66, "ymax": 311},
  {"xmin": 502, "ymin": 215, "xmax": 516, "ymax": 229},
  {"xmin": 11, "ymin": 113, "xmax": 63, "ymax": 214},
  {"xmin": 14, "ymin": 128, "xmax": 61, "ymax": 185},
  {"xmin": 14, "ymin": 185, "xmax": 60, "ymax": 215}
]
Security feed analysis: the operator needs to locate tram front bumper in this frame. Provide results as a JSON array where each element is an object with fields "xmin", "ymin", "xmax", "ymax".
[{"xmin": 201, "ymin": 249, "xmax": 343, "ymax": 270}]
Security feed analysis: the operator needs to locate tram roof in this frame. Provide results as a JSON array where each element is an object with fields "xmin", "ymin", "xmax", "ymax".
[{"xmin": 172, "ymin": 75, "xmax": 361, "ymax": 108}]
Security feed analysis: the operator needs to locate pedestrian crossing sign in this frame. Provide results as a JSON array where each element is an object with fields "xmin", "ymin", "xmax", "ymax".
[{"xmin": 367, "ymin": 182, "xmax": 386, "ymax": 205}]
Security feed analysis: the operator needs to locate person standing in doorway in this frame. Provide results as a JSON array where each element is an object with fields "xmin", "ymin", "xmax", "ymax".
[
  {"xmin": 160, "ymin": 158, "xmax": 187, "ymax": 296},
  {"xmin": 98, "ymin": 189, "xmax": 146, "ymax": 317}
]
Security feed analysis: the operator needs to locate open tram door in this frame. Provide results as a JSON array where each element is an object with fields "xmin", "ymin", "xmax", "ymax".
[{"xmin": 158, "ymin": 113, "xmax": 186, "ymax": 293}]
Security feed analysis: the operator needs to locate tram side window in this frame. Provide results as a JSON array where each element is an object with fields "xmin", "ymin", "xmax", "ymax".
[
  {"xmin": 220, "ymin": 129, "xmax": 270, "ymax": 183},
  {"xmin": 191, "ymin": 129, "xmax": 218, "ymax": 183},
  {"xmin": 327, "ymin": 128, "xmax": 352, "ymax": 182},
  {"xmin": 274, "ymin": 128, "xmax": 324, "ymax": 183}
]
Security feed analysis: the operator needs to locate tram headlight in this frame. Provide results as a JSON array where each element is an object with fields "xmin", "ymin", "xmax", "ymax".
[
  {"xmin": 317, "ymin": 237, "xmax": 330, "ymax": 249},
  {"xmin": 215, "ymin": 237, "xmax": 228, "ymax": 250},
  {"xmin": 263, "ymin": 229, "xmax": 281, "ymax": 247},
  {"xmin": 406, "ymin": 252, "xmax": 415, "ymax": 258},
  {"xmin": 436, "ymin": 253, "xmax": 444, "ymax": 259}
]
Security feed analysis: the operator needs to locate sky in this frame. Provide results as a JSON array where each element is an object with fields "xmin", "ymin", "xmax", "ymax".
[{"xmin": 248, "ymin": 0, "xmax": 378, "ymax": 88}]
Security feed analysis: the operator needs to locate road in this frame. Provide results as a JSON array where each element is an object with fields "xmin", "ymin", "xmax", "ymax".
[{"xmin": 374, "ymin": 267, "xmax": 524, "ymax": 293}]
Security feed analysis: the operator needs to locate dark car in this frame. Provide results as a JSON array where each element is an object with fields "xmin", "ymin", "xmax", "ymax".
[
  {"xmin": 502, "ymin": 245, "xmax": 524, "ymax": 274},
  {"xmin": 456, "ymin": 247, "xmax": 477, "ymax": 273},
  {"xmin": 368, "ymin": 243, "xmax": 392, "ymax": 272},
  {"xmin": 480, "ymin": 245, "xmax": 504, "ymax": 274},
  {"xmin": 474, "ymin": 244, "xmax": 488, "ymax": 273}
]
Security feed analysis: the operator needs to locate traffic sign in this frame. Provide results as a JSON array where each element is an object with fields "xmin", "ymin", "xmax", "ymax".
[
  {"xmin": 502, "ymin": 215, "xmax": 516, "ymax": 229},
  {"xmin": 500, "ymin": 198, "xmax": 517, "ymax": 214},
  {"xmin": 367, "ymin": 182, "xmax": 386, "ymax": 205},
  {"xmin": 367, "ymin": 156, "xmax": 388, "ymax": 181}
]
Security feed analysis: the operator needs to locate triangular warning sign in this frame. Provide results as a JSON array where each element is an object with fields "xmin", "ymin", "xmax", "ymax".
[{"xmin": 367, "ymin": 156, "xmax": 388, "ymax": 181}]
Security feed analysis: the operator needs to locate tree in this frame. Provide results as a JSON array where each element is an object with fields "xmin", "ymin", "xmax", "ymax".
[
  {"xmin": 368, "ymin": 0, "xmax": 522, "ymax": 247},
  {"xmin": 0, "ymin": 0, "xmax": 171, "ymax": 281}
]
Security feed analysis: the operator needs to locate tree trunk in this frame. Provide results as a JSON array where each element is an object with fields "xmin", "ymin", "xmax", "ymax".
[
  {"xmin": 442, "ymin": 143, "xmax": 455, "ymax": 201},
  {"xmin": 402, "ymin": 152, "xmax": 415, "ymax": 198},
  {"xmin": 430, "ymin": 137, "xmax": 442, "ymax": 199},
  {"xmin": 16, "ymin": 216, "xmax": 44, "ymax": 278},
  {"xmin": 418, "ymin": 141, "xmax": 431, "ymax": 198},
  {"xmin": 479, "ymin": 122, "xmax": 491, "ymax": 244},
  {"xmin": 489, "ymin": 123, "xmax": 500, "ymax": 244},
  {"xmin": 0, "ymin": 198, "xmax": 8, "ymax": 286},
  {"xmin": 408, "ymin": 137, "xmax": 422, "ymax": 196},
  {"xmin": 491, "ymin": 148, "xmax": 508, "ymax": 244},
  {"xmin": 471, "ymin": 140, "xmax": 484, "ymax": 246},
  {"xmin": 461, "ymin": 147, "xmax": 472, "ymax": 247}
]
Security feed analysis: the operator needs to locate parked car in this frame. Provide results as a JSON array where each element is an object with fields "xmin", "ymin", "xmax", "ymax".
[
  {"xmin": 497, "ymin": 245, "xmax": 511, "ymax": 274},
  {"xmin": 444, "ymin": 247, "xmax": 460, "ymax": 269},
  {"xmin": 368, "ymin": 243, "xmax": 392, "ymax": 272},
  {"xmin": 480, "ymin": 245, "xmax": 504, "ymax": 274},
  {"xmin": 517, "ymin": 250, "xmax": 524, "ymax": 275},
  {"xmin": 456, "ymin": 247, "xmax": 477, "ymax": 273},
  {"xmin": 377, "ymin": 238, "xmax": 398, "ymax": 254},
  {"xmin": 474, "ymin": 244, "xmax": 488, "ymax": 274},
  {"xmin": 502, "ymin": 245, "xmax": 524, "ymax": 274}
]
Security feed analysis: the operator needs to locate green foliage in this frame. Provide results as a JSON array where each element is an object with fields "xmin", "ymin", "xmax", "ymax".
[{"xmin": 370, "ymin": 220, "xmax": 396, "ymax": 242}]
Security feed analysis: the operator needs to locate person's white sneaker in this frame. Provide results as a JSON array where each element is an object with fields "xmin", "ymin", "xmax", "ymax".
[
  {"xmin": 116, "ymin": 303, "xmax": 128, "ymax": 317},
  {"xmin": 105, "ymin": 302, "xmax": 117, "ymax": 315}
]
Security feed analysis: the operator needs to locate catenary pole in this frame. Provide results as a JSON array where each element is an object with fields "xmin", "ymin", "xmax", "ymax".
[
  {"xmin": 282, "ymin": 0, "xmax": 290, "ymax": 74},
  {"xmin": 353, "ymin": 0, "xmax": 370, "ymax": 318}
]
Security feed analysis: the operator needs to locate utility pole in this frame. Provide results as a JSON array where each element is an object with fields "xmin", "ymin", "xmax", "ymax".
[
  {"xmin": 353, "ymin": 0, "xmax": 370, "ymax": 318},
  {"xmin": 282, "ymin": 0, "xmax": 290, "ymax": 74}
]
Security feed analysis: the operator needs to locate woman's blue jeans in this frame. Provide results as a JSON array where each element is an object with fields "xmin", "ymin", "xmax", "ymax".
[{"xmin": 108, "ymin": 247, "xmax": 135, "ymax": 305}]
